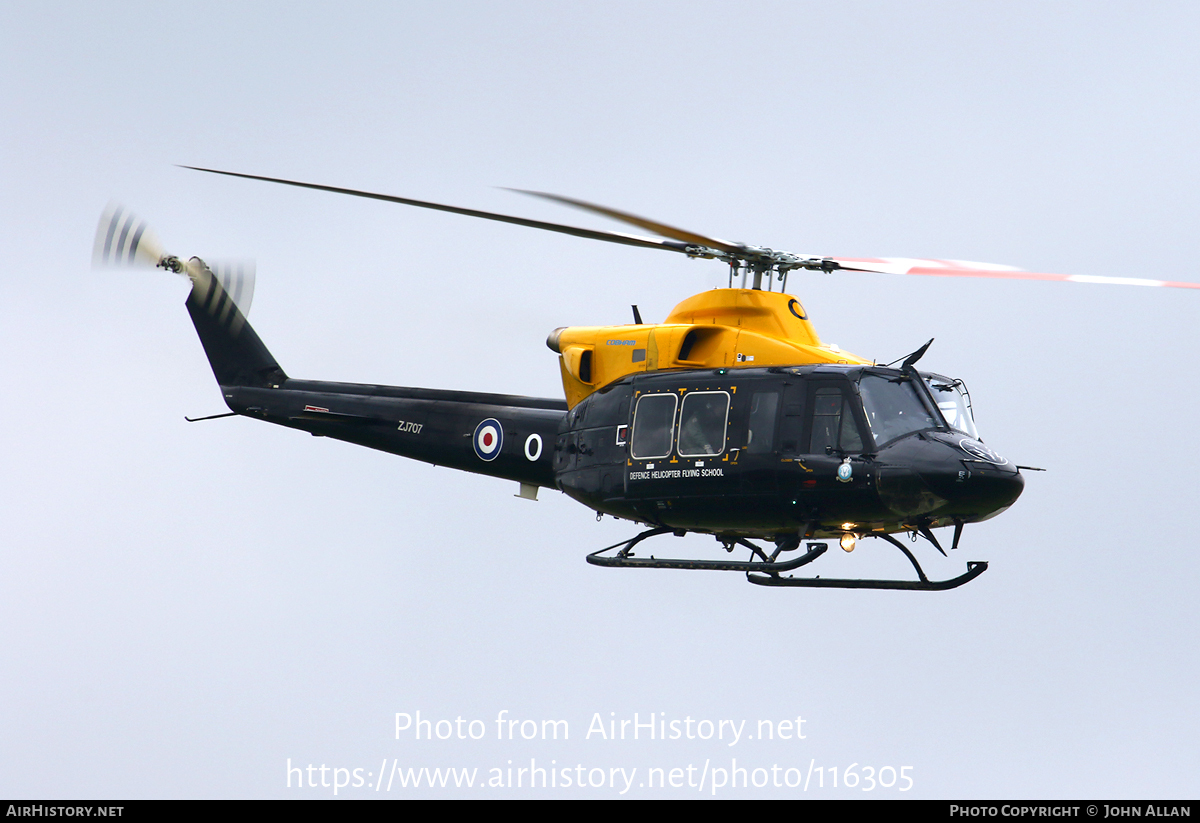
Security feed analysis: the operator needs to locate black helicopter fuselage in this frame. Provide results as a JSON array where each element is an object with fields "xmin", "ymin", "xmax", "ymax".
[
  {"xmin": 553, "ymin": 366, "xmax": 1023, "ymax": 539},
  {"xmin": 191, "ymin": 276, "xmax": 1022, "ymax": 542}
]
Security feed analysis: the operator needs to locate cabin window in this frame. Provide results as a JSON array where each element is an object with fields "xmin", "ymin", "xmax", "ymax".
[
  {"xmin": 744, "ymin": 391, "xmax": 779, "ymax": 454},
  {"xmin": 858, "ymin": 374, "xmax": 939, "ymax": 447},
  {"xmin": 630, "ymin": 393, "xmax": 677, "ymax": 459},
  {"xmin": 677, "ymin": 391, "xmax": 730, "ymax": 457},
  {"xmin": 809, "ymin": 388, "xmax": 864, "ymax": 453}
]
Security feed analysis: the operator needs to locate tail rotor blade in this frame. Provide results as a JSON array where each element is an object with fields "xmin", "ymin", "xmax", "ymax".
[
  {"xmin": 92, "ymin": 203, "xmax": 166, "ymax": 268},
  {"xmin": 186, "ymin": 257, "xmax": 257, "ymax": 335},
  {"xmin": 206, "ymin": 259, "xmax": 257, "ymax": 318},
  {"xmin": 92, "ymin": 204, "xmax": 257, "ymax": 319}
]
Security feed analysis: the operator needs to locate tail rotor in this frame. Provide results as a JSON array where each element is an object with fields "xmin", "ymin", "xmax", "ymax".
[
  {"xmin": 92, "ymin": 202, "xmax": 166, "ymax": 269},
  {"xmin": 92, "ymin": 202, "xmax": 256, "ymax": 319}
]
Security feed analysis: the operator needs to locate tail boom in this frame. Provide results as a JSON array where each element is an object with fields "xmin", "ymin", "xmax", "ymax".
[
  {"xmin": 186, "ymin": 275, "xmax": 564, "ymax": 487},
  {"xmin": 223, "ymin": 381, "xmax": 565, "ymax": 487}
]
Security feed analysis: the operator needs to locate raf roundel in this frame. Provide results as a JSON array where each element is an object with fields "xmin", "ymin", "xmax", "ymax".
[{"xmin": 473, "ymin": 418, "xmax": 504, "ymax": 462}]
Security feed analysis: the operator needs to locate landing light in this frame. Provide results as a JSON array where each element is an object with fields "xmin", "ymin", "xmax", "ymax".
[{"xmin": 840, "ymin": 533, "xmax": 857, "ymax": 553}]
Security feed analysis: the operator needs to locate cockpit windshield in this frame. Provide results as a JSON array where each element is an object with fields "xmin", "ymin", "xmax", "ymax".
[
  {"xmin": 922, "ymin": 373, "xmax": 979, "ymax": 439},
  {"xmin": 858, "ymin": 374, "xmax": 941, "ymax": 447}
]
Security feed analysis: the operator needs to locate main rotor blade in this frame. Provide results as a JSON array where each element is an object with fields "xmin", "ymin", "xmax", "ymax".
[
  {"xmin": 183, "ymin": 167, "xmax": 1200, "ymax": 291},
  {"xmin": 827, "ymin": 257, "xmax": 1200, "ymax": 290},
  {"xmin": 180, "ymin": 166, "xmax": 692, "ymax": 256},
  {"xmin": 506, "ymin": 189, "xmax": 743, "ymax": 255}
]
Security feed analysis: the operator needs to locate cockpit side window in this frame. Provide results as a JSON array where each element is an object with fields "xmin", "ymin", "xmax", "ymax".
[
  {"xmin": 744, "ymin": 390, "xmax": 779, "ymax": 454},
  {"xmin": 778, "ymin": 382, "xmax": 806, "ymax": 454},
  {"xmin": 858, "ymin": 374, "xmax": 940, "ymax": 447},
  {"xmin": 923, "ymin": 375, "xmax": 979, "ymax": 439},
  {"xmin": 809, "ymin": 387, "xmax": 864, "ymax": 454}
]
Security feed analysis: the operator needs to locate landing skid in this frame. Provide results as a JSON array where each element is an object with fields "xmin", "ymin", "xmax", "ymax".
[
  {"xmin": 586, "ymin": 528, "xmax": 987, "ymax": 591},
  {"xmin": 750, "ymin": 531, "xmax": 986, "ymax": 590},
  {"xmin": 587, "ymin": 527, "xmax": 828, "ymax": 573}
]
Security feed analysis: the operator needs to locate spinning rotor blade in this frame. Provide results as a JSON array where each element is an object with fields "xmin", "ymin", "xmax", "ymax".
[
  {"xmin": 93, "ymin": 202, "xmax": 166, "ymax": 268},
  {"xmin": 203, "ymin": 259, "xmax": 258, "ymax": 317},
  {"xmin": 825, "ymin": 257, "xmax": 1200, "ymax": 290},
  {"xmin": 180, "ymin": 169, "xmax": 1200, "ymax": 291},
  {"xmin": 181, "ymin": 166, "xmax": 694, "ymax": 256},
  {"xmin": 92, "ymin": 203, "xmax": 257, "ymax": 316}
]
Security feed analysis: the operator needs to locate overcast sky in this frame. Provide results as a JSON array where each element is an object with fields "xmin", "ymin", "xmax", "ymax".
[{"xmin": 2, "ymin": 1, "xmax": 1198, "ymax": 798}]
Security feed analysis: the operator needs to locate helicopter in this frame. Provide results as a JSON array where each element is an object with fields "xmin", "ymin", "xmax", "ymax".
[{"xmin": 92, "ymin": 168, "xmax": 1200, "ymax": 591}]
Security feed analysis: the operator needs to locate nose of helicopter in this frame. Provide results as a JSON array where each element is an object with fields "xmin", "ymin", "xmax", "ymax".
[
  {"xmin": 941, "ymin": 464, "xmax": 1025, "ymax": 516},
  {"xmin": 874, "ymin": 433, "xmax": 1025, "ymax": 520},
  {"xmin": 917, "ymin": 435, "xmax": 1025, "ymax": 518}
]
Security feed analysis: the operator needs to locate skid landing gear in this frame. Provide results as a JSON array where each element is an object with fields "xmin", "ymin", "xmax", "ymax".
[
  {"xmin": 587, "ymin": 528, "xmax": 987, "ymax": 590},
  {"xmin": 587, "ymin": 527, "xmax": 828, "ymax": 573},
  {"xmin": 748, "ymin": 533, "xmax": 986, "ymax": 590}
]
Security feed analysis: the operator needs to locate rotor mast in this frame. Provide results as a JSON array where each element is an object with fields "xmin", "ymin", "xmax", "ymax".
[
  {"xmin": 504, "ymin": 188, "xmax": 844, "ymax": 293},
  {"xmin": 704, "ymin": 245, "xmax": 841, "ymax": 292}
]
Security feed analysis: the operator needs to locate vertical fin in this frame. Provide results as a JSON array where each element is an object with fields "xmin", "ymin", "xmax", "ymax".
[{"xmin": 184, "ymin": 259, "xmax": 284, "ymax": 389}]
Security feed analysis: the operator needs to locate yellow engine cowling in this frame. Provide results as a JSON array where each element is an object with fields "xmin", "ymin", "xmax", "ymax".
[{"xmin": 547, "ymin": 288, "xmax": 871, "ymax": 408}]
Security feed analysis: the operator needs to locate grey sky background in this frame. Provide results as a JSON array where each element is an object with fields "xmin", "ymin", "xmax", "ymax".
[{"xmin": 2, "ymin": 2, "xmax": 1198, "ymax": 798}]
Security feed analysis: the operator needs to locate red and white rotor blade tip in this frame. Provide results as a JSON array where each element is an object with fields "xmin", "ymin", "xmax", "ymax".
[{"xmin": 829, "ymin": 257, "xmax": 1200, "ymax": 290}]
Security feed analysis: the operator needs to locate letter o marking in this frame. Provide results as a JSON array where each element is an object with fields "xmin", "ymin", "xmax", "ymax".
[
  {"xmin": 524, "ymin": 433, "xmax": 543, "ymax": 462},
  {"xmin": 788, "ymin": 298, "xmax": 807, "ymax": 320}
]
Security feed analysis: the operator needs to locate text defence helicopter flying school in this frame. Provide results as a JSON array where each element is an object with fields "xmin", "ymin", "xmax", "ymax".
[{"xmin": 93, "ymin": 168, "xmax": 1200, "ymax": 590}]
